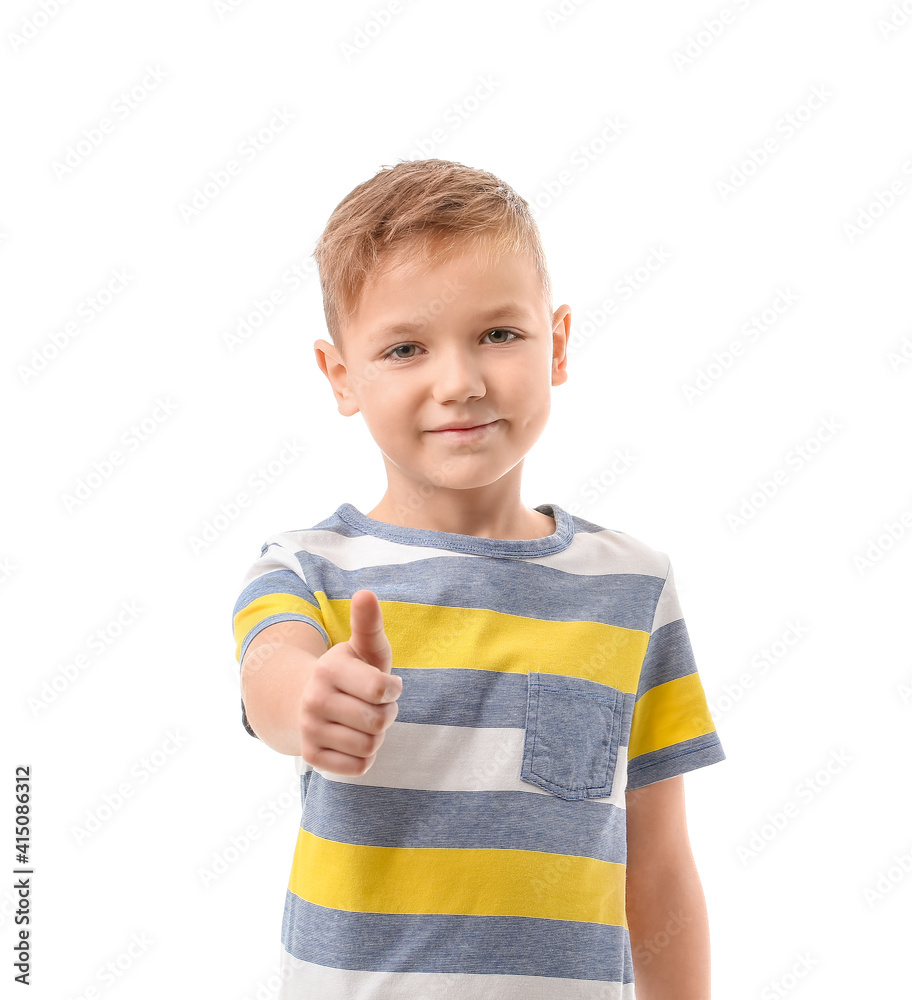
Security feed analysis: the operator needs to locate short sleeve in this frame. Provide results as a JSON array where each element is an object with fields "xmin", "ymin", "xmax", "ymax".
[
  {"xmin": 626, "ymin": 558, "xmax": 726, "ymax": 789},
  {"xmin": 231, "ymin": 536, "xmax": 329, "ymax": 739}
]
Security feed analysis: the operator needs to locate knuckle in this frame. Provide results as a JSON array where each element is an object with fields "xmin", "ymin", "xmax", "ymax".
[
  {"xmin": 363, "ymin": 704, "xmax": 389, "ymax": 733},
  {"xmin": 360, "ymin": 706, "xmax": 379, "ymax": 733},
  {"xmin": 312, "ymin": 659, "xmax": 334, "ymax": 685},
  {"xmin": 299, "ymin": 688, "xmax": 325, "ymax": 719}
]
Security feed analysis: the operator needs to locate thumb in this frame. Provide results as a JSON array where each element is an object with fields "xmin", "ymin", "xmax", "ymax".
[{"xmin": 347, "ymin": 589, "xmax": 393, "ymax": 675}]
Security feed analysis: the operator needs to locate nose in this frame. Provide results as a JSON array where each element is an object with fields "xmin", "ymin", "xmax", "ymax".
[{"xmin": 430, "ymin": 345, "xmax": 486, "ymax": 404}]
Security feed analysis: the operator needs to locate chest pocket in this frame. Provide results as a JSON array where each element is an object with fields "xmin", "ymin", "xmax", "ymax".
[{"xmin": 520, "ymin": 672, "xmax": 635, "ymax": 801}]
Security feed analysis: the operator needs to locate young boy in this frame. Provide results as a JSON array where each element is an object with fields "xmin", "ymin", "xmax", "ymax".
[{"xmin": 232, "ymin": 158, "xmax": 726, "ymax": 999}]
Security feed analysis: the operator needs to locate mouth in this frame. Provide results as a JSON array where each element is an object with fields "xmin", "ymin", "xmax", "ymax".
[{"xmin": 426, "ymin": 420, "xmax": 500, "ymax": 440}]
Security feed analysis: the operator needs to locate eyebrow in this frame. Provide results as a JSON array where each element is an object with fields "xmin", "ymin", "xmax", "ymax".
[{"xmin": 367, "ymin": 303, "xmax": 534, "ymax": 343}]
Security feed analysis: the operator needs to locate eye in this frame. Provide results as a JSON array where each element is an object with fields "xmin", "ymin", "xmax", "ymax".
[
  {"xmin": 383, "ymin": 343, "xmax": 421, "ymax": 363},
  {"xmin": 485, "ymin": 328, "xmax": 518, "ymax": 344}
]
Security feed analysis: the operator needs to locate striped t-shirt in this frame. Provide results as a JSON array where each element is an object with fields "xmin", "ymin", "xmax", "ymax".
[{"xmin": 231, "ymin": 501, "xmax": 726, "ymax": 999}]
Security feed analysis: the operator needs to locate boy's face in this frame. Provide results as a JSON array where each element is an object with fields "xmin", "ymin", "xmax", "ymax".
[{"xmin": 314, "ymin": 241, "xmax": 570, "ymax": 511}]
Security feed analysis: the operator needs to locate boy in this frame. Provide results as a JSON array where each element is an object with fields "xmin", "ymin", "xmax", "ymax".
[{"xmin": 232, "ymin": 158, "xmax": 726, "ymax": 999}]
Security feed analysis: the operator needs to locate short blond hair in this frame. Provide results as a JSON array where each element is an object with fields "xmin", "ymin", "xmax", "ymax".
[{"xmin": 312, "ymin": 158, "xmax": 553, "ymax": 353}]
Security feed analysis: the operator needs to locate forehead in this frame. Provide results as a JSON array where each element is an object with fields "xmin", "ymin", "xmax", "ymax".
[{"xmin": 364, "ymin": 236, "xmax": 541, "ymax": 305}]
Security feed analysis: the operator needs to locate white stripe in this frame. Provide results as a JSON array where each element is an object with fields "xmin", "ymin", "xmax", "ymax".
[
  {"xmin": 652, "ymin": 558, "xmax": 684, "ymax": 632},
  {"xmin": 305, "ymin": 721, "xmax": 628, "ymax": 809},
  {"xmin": 277, "ymin": 949, "xmax": 636, "ymax": 1000},
  {"xmin": 256, "ymin": 525, "xmax": 666, "ymax": 578},
  {"xmin": 237, "ymin": 538, "xmax": 315, "ymax": 590}
]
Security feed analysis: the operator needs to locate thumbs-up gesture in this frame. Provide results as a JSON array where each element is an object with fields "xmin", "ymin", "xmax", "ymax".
[{"xmin": 298, "ymin": 589, "xmax": 402, "ymax": 776}]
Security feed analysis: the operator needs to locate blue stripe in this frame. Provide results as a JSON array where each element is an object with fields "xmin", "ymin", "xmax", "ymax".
[
  {"xmin": 348, "ymin": 667, "xmax": 632, "ymax": 731},
  {"xmin": 637, "ymin": 618, "xmax": 697, "ymax": 697},
  {"xmin": 393, "ymin": 667, "xmax": 526, "ymax": 727},
  {"xmin": 302, "ymin": 774, "xmax": 628, "ymax": 864},
  {"xmin": 286, "ymin": 549, "xmax": 664, "ymax": 631},
  {"xmin": 232, "ymin": 568, "xmax": 320, "ymax": 618},
  {"xmin": 626, "ymin": 732, "xmax": 726, "ymax": 789},
  {"xmin": 281, "ymin": 893, "xmax": 635, "ymax": 982},
  {"xmin": 237, "ymin": 613, "xmax": 328, "ymax": 667}
]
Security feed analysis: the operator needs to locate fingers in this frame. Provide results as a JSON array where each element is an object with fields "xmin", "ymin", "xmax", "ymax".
[
  {"xmin": 306, "ymin": 654, "xmax": 401, "ymax": 724},
  {"xmin": 300, "ymin": 688, "xmax": 400, "ymax": 775}
]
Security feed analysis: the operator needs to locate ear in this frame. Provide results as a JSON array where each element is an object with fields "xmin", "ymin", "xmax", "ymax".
[
  {"xmin": 313, "ymin": 339, "xmax": 361, "ymax": 416},
  {"xmin": 550, "ymin": 305, "xmax": 570, "ymax": 387}
]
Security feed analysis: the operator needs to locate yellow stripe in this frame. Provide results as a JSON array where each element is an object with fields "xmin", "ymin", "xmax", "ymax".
[
  {"xmin": 233, "ymin": 593, "xmax": 324, "ymax": 662},
  {"xmin": 328, "ymin": 599, "xmax": 649, "ymax": 692},
  {"xmin": 288, "ymin": 827, "xmax": 627, "ymax": 927},
  {"xmin": 235, "ymin": 595, "xmax": 650, "ymax": 692},
  {"xmin": 628, "ymin": 672, "xmax": 716, "ymax": 760}
]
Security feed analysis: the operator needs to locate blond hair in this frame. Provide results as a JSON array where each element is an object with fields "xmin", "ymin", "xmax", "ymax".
[{"xmin": 312, "ymin": 158, "xmax": 553, "ymax": 353}]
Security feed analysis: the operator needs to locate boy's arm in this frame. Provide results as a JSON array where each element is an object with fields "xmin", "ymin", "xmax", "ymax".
[
  {"xmin": 240, "ymin": 620, "xmax": 327, "ymax": 756},
  {"xmin": 625, "ymin": 775, "xmax": 712, "ymax": 1000}
]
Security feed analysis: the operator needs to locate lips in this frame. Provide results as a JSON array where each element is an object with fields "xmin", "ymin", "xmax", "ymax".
[{"xmin": 429, "ymin": 420, "xmax": 496, "ymax": 432}]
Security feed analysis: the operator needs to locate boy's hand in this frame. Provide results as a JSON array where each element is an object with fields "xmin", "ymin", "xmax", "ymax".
[{"xmin": 298, "ymin": 589, "xmax": 402, "ymax": 776}]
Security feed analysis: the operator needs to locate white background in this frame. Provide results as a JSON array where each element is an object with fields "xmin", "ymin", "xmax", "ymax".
[{"xmin": 4, "ymin": 0, "xmax": 912, "ymax": 997}]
